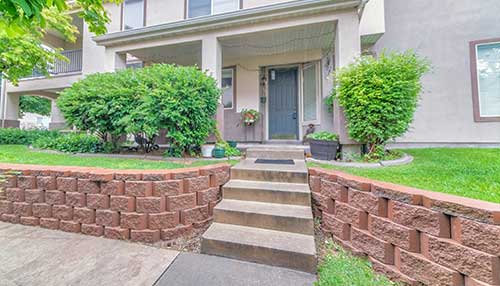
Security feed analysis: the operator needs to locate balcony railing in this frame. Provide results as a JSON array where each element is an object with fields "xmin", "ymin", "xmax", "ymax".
[{"xmin": 25, "ymin": 49, "xmax": 82, "ymax": 79}]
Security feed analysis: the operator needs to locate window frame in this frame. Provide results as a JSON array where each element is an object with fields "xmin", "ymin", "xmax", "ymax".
[
  {"xmin": 300, "ymin": 61, "xmax": 321, "ymax": 125},
  {"xmin": 470, "ymin": 37, "xmax": 500, "ymax": 122},
  {"xmin": 222, "ymin": 66, "xmax": 236, "ymax": 110},
  {"xmin": 121, "ymin": 0, "xmax": 147, "ymax": 31},
  {"xmin": 185, "ymin": 0, "xmax": 242, "ymax": 19}
]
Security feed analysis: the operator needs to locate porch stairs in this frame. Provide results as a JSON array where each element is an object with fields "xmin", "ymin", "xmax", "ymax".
[{"xmin": 201, "ymin": 147, "xmax": 317, "ymax": 273}]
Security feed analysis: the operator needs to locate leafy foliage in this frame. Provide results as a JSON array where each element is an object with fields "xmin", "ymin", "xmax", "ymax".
[
  {"xmin": 58, "ymin": 64, "xmax": 221, "ymax": 156},
  {"xmin": 0, "ymin": 0, "xmax": 121, "ymax": 84},
  {"xmin": 57, "ymin": 70, "xmax": 138, "ymax": 150},
  {"xmin": 33, "ymin": 133, "xmax": 107, "ymax": 153},
  {"xmin": 19, "ymin": 95, "xmax": 51, "ymax": 116},
  {"xmin": 316, "ymin": 241, "xmax": 397, "ymax": 286},
  {"xmin": 335, "ymin": 51, "xmax": 430, "ymax": 159},
  {"xmin": 307, "ymin": 131, "xmax": 339, "ymax": 141},
  {"xmin": 0, "ymin": 128, "xmax": 60, "ymax": 145}
]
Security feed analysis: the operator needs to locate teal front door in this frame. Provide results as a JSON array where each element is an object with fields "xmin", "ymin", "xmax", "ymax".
[{"xmin": 268, "ymin": 67, "xmax": 299, "ymax": 140}]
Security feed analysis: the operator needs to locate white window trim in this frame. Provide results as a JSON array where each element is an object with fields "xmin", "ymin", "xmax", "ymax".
[
  {"xmin": 300, "ymin": 61, "xmax": 321, "ymax": 126},
  {"xmin": 222, "ymin": 67, "xmax": 235, "ymax": 110},
  {"xmin": 187, "ymin": 0, "xmax": 240, "ymax": 19},
  {"xmin": 475, "ymin": 41, "xmax": 500, "ymax": 117},
  {"xmin": 122, "ymin": 0, "xmax": 145, "ymax": 31}
]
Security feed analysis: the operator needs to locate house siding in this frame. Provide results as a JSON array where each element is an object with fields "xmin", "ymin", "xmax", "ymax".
[{"xmin": 373, "ymin": 0, "xmax": 500, "ymax": 144}]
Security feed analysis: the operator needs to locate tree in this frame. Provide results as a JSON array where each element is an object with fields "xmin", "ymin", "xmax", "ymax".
[
  {"xmin": 0, "ymin": 0, "xmax": 121, "ymax": 84},
  {"xmin": 19, "ymin": 96, "xmax": 51, "ymax": 117},
  {"xmin": 335, "ymin": 50, "xmax": 430, "ymax": 159}
]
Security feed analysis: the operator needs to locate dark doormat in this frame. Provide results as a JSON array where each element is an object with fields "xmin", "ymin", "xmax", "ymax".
[{"xmin": 254, "ymin": 159, "xmax": 295, "ymax": 165}]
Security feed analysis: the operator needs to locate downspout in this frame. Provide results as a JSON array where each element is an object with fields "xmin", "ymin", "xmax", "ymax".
[{"xmin": 1, "ymin": 78, "xmax": 5, "ymax": 128}]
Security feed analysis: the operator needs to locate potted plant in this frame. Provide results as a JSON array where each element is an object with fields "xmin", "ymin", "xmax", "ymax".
[
  {"xmin": 212, "ymin": 142, "xmax": 226, "ymax": 158},
  {"xmin": 241, "ymin": 109, "xmax": 260, "ymax": 126},
  {"xmin": 201, "ymin": 144, "xmax": 215, "ymax": 158},
  {"xmin": 307, "ymin": 131, "xmax": 339, "ymax": 161}
]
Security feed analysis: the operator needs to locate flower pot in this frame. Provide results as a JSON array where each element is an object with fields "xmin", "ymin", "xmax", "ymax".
[
  {"xmin": 227, "ymin": 141, "xmax": 237, "ymax": 148},
  {"xmin": 212, "ymin": 147, "xmax": 225, "ymax": 158},
  {"xmin": 309, "ymin": 139, "xmax": 339, "ymax": 161},
  {"xmin": 201, "ymin": 145, "xmax": 215, "ymax": 158}
]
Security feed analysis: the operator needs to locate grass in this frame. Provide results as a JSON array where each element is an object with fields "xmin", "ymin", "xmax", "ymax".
[
  {"xmin": 308, "ymin": 148, "xmax": 500, "ymax": 204},
  {"xmin": 0, "ymin": 145, "xmax": 238, "ymax": 170},
  {"xmin": 315, "ymin": 242, "xmax": 397, "ymax": 286}
]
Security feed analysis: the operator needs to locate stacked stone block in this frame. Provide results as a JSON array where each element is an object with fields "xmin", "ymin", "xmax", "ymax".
[
  {"xmin": 310, "ymin": 168, "xmax": 500, "ymax": 286},
  {"xmin": 0, "ymin": 163, "xmax": 230, "ymax": 244}
]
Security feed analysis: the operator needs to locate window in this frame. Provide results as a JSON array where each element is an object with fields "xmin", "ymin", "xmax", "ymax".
[
  {"xmin": 471, "ymin": 39, "xmax": 500, "ymax": 121},
  {"xmin": 222, "ymin": 68, "xmax": 234, "ymax": 109},
  {"xmin": 302, "ymin": 62, "xmax": 319, "ymax": 122},
  {"xmin": 123, "ymin": 0, "xmax": 144, "ymax": 30},
  {"xmin": 188, "ymin": 0, "xmax": 239, "ymax": 18}
]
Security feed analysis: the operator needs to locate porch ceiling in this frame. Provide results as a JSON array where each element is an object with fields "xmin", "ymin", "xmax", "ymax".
[
  {"xmin": 127, "ymin": 41, "xmax": 202, "ymax": 66},
  {"xmin": 219, "ymin": 22, "xmax": 336, "ymax": 61}
]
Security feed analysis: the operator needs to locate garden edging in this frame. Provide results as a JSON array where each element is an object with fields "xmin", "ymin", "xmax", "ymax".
[
  {"xmin": 307, "ymin": 154, "xmax": 413, "ymax": 168},
  {"xmin": 0, "ymin": 163, "xmax": 230, "ymax": 243},
  {"xmin": 310, "ymin": 167, "xmax": 500, "ymax": 286}
]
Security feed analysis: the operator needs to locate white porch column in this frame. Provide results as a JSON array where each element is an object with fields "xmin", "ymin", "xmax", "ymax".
[
  {"xmin": 49, "ymin": 100, "xmax": 66, "ymax": 130},
  {"xmin": 1, "ymin": 92, "xmax": 20, "ymax": 128},
  {"xmin": 202, "ymin": 36, "xmax": 224, "ymax": 139},
  {"xmin": 333, "ymin": 14, "xmax": 361, "ymax": 148},
  {"xmin": 104, "ymin": 49, "xmax": 127, "ymax": 72}
]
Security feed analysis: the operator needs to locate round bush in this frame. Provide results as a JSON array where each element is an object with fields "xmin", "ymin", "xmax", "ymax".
[{"xmin": 335, "ymin": 51, "xmax": 430, "ymax": 158}]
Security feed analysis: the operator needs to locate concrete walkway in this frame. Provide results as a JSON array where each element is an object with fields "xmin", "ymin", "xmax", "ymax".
[
  {"xmin": 156, "ymin": 252, "xmax": 316, "ymax": 286},
  {"xmin": 0, "ymin": 222, "xmax": 317, "ymax": 285},
  {"xmin": 0, "ymin": 222, "xmax": 178, "ymax": 286}
]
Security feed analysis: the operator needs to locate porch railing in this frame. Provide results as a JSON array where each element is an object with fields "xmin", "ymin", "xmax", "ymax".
[{"xmin": 24, "ymin": 49, "xmax": 83, "ymax": 79}]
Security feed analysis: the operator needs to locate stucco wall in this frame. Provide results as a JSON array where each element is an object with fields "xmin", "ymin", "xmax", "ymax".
[{"xmin": 373, "ymin": 0, "xmax": 500, "ymax": 143}]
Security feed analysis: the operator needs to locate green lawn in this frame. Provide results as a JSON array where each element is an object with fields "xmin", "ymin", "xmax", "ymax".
[
  {"xmin": 0, "ymin": 145, "xmax": 236, "ymax": 170},
  {"xmin": 316, "ymin": 242, "xmax": 396, "ymax": 286},
  {"xmin": 308, "ymin": 148, "xmax": 500, "ymax": 204}
]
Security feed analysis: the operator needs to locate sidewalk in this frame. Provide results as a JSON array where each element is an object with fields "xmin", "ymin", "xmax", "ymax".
[{"xmin": 0, "ymin": 222, "xmax": 317, "ymax": 286}]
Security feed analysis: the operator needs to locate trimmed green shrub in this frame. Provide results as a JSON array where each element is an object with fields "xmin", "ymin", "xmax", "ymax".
[
  {"xmin": 58, "ymin": 64, "xmax": 220, "ymax": 156},
  {"xmin": 335, "ymin": 51, "xmax": 429, "ymax": 159},
  {"xmin": 0, "ymin": 128, "xmax": 60, "ymax": 145},
  {"xmin": 19, "ymin": 96, "xmax": 51, "ymax": 117},
  {"xmin": 57, "ymin": 69, "xmax": 139, "ymax": 150},
  {"xmin": 33, "ymin": 133, "xmax": 106, "ymax": 153},
  {"xmin": 307, "ymin": 131, "xmax": 339, "ymax": 141}
]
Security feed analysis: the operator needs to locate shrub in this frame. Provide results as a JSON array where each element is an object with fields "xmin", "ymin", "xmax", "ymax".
[
  {"xmin": 121, "ymin": 64, "xmax": 220, "ymax": 157},
  {"xmin": 57, "ymin": 69, "xmax": 139, "ymax": 150},
  {"xmin": 307, "ymin": 131, "xmax": 339, "ymax": 141},
  {"xmin": 335, "ymin": 50, "xmax": 430, "ymax": 159},
  {"xmin": 19, "ymin": 95, "xmax": 51, "ymax": 117},
  {"xmin": 0, "ymin": 128, "xmax": 60, "ymax": 145},
  {"xmin": 33, "ymin": 133, "xmax": 106, "ymax": 153}
]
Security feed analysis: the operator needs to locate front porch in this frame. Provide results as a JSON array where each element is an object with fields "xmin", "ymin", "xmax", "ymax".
[{"xmin": 95, "ymin": 0, "xmax": 365, "ymax": 145}]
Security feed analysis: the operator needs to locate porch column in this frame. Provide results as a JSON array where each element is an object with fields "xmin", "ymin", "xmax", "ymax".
[
  {"xmin": 0, "ymin": 92, "xmax": 20, "ymax": 128},
  {"xmin": 333, "ymin": 14, "xmax": 361, "ymax": 151},
  {"xmin": 104, "ymin": 49, "xmax": 127, "ymax": 72},
  {"xmin": 49, "ymin": 100, "xmax": 66, "ymax": 130},
  {"xmin": 202, "ymin": 36, "xmax": 224, "ymax": 139}
]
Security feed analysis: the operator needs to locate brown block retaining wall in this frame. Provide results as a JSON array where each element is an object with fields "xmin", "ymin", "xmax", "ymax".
[
  {"xmin": 310, "ymin": 167, "xmax": 500, "ymax": 286},
  {"xmin": 0, "ymin": 163, "xmax": 230, "ymax": 243}
]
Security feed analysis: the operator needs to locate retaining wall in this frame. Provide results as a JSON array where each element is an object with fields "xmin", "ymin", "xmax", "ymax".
[
  {"xmin": 310, "ymin": 167, "xmax": 500, "ymax": 286},
  {"xmin": 0, "ymin": 163, "xmax": 230, "ymax": 243}
]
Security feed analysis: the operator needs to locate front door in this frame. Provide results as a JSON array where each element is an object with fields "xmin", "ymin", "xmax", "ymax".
[{"xmin": 268, "ymin": 67, "xmax": 299, "ymax": 140}]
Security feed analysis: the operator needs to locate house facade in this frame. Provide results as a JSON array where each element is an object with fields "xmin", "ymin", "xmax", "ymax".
[{"xmin": 1, "ymin": 0, "xmax": 499, "ymax": 147}]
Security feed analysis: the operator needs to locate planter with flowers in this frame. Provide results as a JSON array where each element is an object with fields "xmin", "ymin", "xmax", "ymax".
[{"xmin": 241, "ymin": 109, "xmax": 260, "ymax": 126}]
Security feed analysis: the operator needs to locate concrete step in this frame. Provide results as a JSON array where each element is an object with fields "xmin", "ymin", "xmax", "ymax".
[
  {"xmin": 231, "ymin": 159, "xmax": 308, "ymax": 184},
  {"xmin": 201, "ymin": 223, "xmax": 317, "ymax": 273},
  {"xmin": 246, "ymin": 148, "xmax": 305, "ymax": 160},
  {"xmin": 214, "ymin": 199, "xmax": 314, "ymax": 235},
  {"xmin": 223, "ymin": 179, "xmax": 311, "ymax": 206}
]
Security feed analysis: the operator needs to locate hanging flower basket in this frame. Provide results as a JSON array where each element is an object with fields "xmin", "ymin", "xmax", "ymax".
[{"xmin": 241, "ymin": 109, "xmax": 260, "ymax": 127}]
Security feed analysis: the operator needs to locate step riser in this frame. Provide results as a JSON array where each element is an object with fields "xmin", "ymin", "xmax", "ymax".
[
  {"xmin": 232, "ymin": 169, "xmax": 308, "ymax": 184},
  {"xmin": 223, "ymin": 187, "xmax": 311, "ymax": 206},
  {"xmin": 246, "ymin": 150, "xmax": 304, "ymax": 160},
  {"xmin": 214, "ymin": 209, "xmax": 314, "ymax": 235},
  {"xmin": 201, "ymin": 238, "xmax": 316, "ymax": 273}
]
